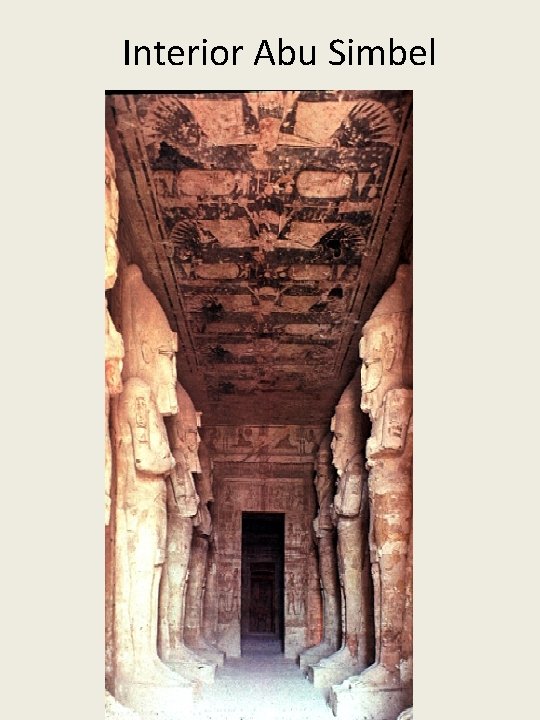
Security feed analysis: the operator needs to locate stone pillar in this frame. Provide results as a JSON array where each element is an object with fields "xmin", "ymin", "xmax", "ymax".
[
  {"xmin": 309, "ymin": 375, "xmax": 374, "ymax": 690},
  {"xmin": 105, "ymin": 130, "xmax": 124, "ymax": 525},
  {"xmin": 105, "ymin": 131, "xmax": 124, "ymax": 693},
  {"xmin": 299, "ymin": 433, "xmax": 341, "ymax": 670},
  {"xmin": 331, "ymin": 264, "xmax": 413, "ymax": 720},
  {"xmin": 106, "ymin": 306, "xmax": 124, "ymax": 522},
  {"xmin": 158, "ymin": 384, "xmax": 216, "ymax": 684},
  {"xmin": 112, "ymin": 264, "xmax": 192, "ymax": 717},
  {"xmin": 184, "ymin": 440, "xmax": 225, "ymax": 666}
]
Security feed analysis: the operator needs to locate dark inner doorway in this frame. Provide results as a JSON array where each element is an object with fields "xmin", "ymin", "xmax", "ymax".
[{"xmin": 241, "ymin": 512, "xmax": 285, "ymax": 654}]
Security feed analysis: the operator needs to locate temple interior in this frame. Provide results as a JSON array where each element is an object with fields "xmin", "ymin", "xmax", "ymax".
[{"xmin": 105, "ymin": 91, "xmax": 413, "ymax": 720}]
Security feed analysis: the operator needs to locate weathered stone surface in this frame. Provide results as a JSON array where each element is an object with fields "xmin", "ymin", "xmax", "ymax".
[
  {"xmin": 105, "ymin": 134, "xmax": 123, "ymax": 699},
  {"xmin": 396, "ymin": 708, "xmax": 413, "ymax": 720},
  {"xmin": 202, "ymin": 539, "xmax": 220, "ymax": 647},
  {"xmin": 309, "ymin": 376, "xmax": 373, "ymax": 690},
  {"xmin": 105, "ymin": 690, "xmax": 141, "ymax": 720},
  {"xmin": 330, "ymin": 264, "xmax": 412, "ymax": 720},
  {"xmin": 112, "ymin": 264, "xmax": 191, "ymax": 710},
  {"xmin": 107, "ymin": 91, "xmax": 412, "ymax": 426},
  {"xmin": 105, "ymin": 93, "xmax": 413, "ymax": 716},
  {"xmin": 330, "ymin": 682, "xmax": 412, "ymax": 720},
  {"xmin": 299, "ymin": 433, "xmax": 341, "ymax": 670},
  {"xmin": 207, "ymin": 426, "xmax": 320, "ymax": 660},
  {"xmin": 105, "ymin": 304, "xmax": 124, "ymax": 525},
  {"xmin": 158, "ymin": 383, "xmax": 216, "ymax": 684},
  {"xmin": 105, "ymin": 132, "xmax": 124, "ymax": 526},
  {"xmin": 185, "ymin": 440, "xmax": 225, "ymax": 666},
  {"xmin": 105, "ymin": 131, "xmax": 119, "ymax": 291},
  {"xmin": 304, "ymin": 539, "xmax": 323, "ymax": 651}
]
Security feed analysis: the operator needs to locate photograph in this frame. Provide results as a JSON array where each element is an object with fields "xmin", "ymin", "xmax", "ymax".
[{"xmin": 105, "ymin": 90, "xmax": 413, "ymax": 720}]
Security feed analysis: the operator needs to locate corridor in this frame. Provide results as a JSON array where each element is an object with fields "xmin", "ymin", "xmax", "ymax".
[
  {"xmin": 105, "ymin": 91, "xmax": 413, "ymax": 720},
  {"xmin": 192, "ymin": 638, "xmax": 332, "ymax": 720}
]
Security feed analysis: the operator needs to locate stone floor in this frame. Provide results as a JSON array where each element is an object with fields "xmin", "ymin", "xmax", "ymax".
[{"xmin": 191, "ymin": 636, "xmax": 334, "ymax": 720}]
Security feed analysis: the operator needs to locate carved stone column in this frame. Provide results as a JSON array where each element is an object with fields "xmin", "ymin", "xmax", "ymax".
[
  {"xmin": 112, "ymin": 264, "xmax": 192, "ymax": 716},
  {"xmin": 299, "ymin": 433, "xmax": 341, "ymax": 670},
  {"xmin": 184, "ymin": 440, "xmax": 226, "ymax": 666},
  {"xmin": 309, "ymin": 376, "xmax": 374, "ymax": 689},
  {"xmin": 331, "ymin": 264, "xmax": 413, "ymax": 720},
  {"xmin": 105, "ymin": 132, "xmax": 124, "ymax": 694},
  {"xmin": 105, "ymin": 130, "xmax": 124, "ymax": 526},
  {"xmin": 158, "ymin": 384, "xmax": 216, "ymax": 683}
]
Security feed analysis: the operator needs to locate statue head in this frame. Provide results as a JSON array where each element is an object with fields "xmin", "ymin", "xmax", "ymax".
[
  {"xmin": 167, "ymin": 382, "xmax": 202, "ymax": 473},
  {"xmin": 192, "ymin": 439, "xmax": 214, "ymax": 534},
  {"xmin": 105, "ymin": 304, "xmax": 124, "ymax": 396},
  {"xmin": 121, "ymin": 264, "xmax": 178, "ymax": 416},
  {"xmin": 105, "ymin": 132, "xmax": 120, "ymax": 291},
  {"xmin": 314, "ymin": 433, "xmax": 333, "ymax": 501},
  {"xmin": 169, "ymin": 450, "xmax": 199, "ymax": 518},
  {"xmin": 359, "ymin": 264, "xmax": 412, "ymax": 419},
  {"xmin": 330, "ymin": 374, "xmax": 362, "ymax": 476},
  {"xmin": 314, "ymin": 432, "xmax": 335, "ymax": 532}
]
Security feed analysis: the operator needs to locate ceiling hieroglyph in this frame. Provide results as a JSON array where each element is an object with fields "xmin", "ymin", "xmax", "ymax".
[{"xmin": 107, "ymin": 91, "xmax": 412, "ymax": 425}]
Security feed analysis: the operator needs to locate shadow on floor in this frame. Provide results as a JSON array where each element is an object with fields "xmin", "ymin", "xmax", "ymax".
[{"xmin": 241, "ymin": 634, "xmax": 282, "ymax": 655}]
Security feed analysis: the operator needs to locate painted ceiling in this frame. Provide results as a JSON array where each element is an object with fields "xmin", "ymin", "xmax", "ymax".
[{"xmin": 106, "ymin": 91, "xmax": 412, "ymax": 425}]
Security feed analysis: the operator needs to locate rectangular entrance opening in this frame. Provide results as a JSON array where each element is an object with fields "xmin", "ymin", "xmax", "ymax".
[{"xmin": 241, "ymin": 512, "xmax": 285, "ymax": 654}]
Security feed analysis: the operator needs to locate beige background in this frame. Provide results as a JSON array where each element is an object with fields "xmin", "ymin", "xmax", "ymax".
[{"xmin": 3, "ymin": 1, "xmax": 538, "ymax": 718}]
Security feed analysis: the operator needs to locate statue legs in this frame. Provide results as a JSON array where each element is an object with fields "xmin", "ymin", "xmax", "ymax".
[
  {"xmin": 125, "ymin": 498, "xmax": 184, "ymax": 686},
  {"xmin": 308, "ymin": 505, "xmax": 373, "ymax": 688},
  {"xmin": 159, "ymin": 515, "xmax": 216, "ymax": 682},
  {"xmin": 330, "ymin": 467, "xmax": 412, "ymax": 719},
  {"xmin": 299, "ymin": 531, "xmax": 341, "ymax": 670},
  {"xmin": 184, "ymin": 535, "xmax": 225, "ymax": 666},
  {"xmin": 354, "ymin": 475, "xmax": 412, "ymax": 688}
]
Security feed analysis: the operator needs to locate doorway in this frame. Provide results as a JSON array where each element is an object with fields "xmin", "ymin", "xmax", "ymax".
[{"xmin": 241, "ymin": 512, "xmax": 285, "ymax": 654}]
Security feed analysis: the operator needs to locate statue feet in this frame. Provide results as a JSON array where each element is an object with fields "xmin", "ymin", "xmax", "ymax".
[
  {"xmin": 131, "ymin": 657, "xmax": 191, "ymax": 687},
  {"xmin": 165, "ymin": 644, "xmax": 216, "ymax": 684},
  {"xmin": 318, "ymin": 645, "xmax": 353, "ymax": 667},
  {"xmin": 186, "ymin": 636, "xmax": 225, "ymax": 665},
  {"xmin": 309, "ymin": 644, "xmax": 369, "ymax": 689},
  {"xmin": 167, "ymin": 643, "xmax": 213, "ymax": 668},
  {"xmin": 305, "ymin": 640, "xmax": 336, "ymax": 656},
  {"xmin": 348, "ymin": 662, "xmax": 401, "ymax": 689},
  {"xmin": 298, "ymin": 641, "xmax": 338, "ymax": 670}
]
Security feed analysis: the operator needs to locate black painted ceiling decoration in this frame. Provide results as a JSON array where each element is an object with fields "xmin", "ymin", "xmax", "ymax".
[{"xmin": 106, "ymin": 91, "xmax": 412, "ymax": 425}]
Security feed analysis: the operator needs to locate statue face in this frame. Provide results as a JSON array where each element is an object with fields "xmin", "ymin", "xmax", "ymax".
[
  {"xmin": 185, "ymin": 420, "xmax": 201, "ymax": 474},
  {"xmin": 121, "ymin": 264, "xmax": 179, "ymax": 415},
  {"xmin": 360, "ymin": 332, "xmax": 384, "ymax": 391},
  {"xmin": 330, "ymin": 413, "xmax": 348, "ymax": 476},
  {"xmin": 187, "ymin": 428, "xmax": 200, "ymax": 461},
  {"xmin": 105, "ymin": 238, "xmax": 119, "ymax": 291},
  {"xmin": 360, "ymin": 323, "xmax": 397, "ymax": 418},
  {"xmin": 316, "ymin": 463, "xmax": 329, "ymax": 483},
  {"xmin": 154, "ymin": 344, "xmax": 178, "ymax": 416},
  {"xmin": 359, "ymin": 265, "xmax": 412, "ymax": 419},
  {"xmin": 106, "ymin": 357, "xmax": 123, "ymax": 396},
  {"xmin": 171, "ymin": 385, "xmax": 202, "ymax": 473},
  {"xmin": 314, "ymin": 459, "xmax": 331, "ymax": 500}
]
